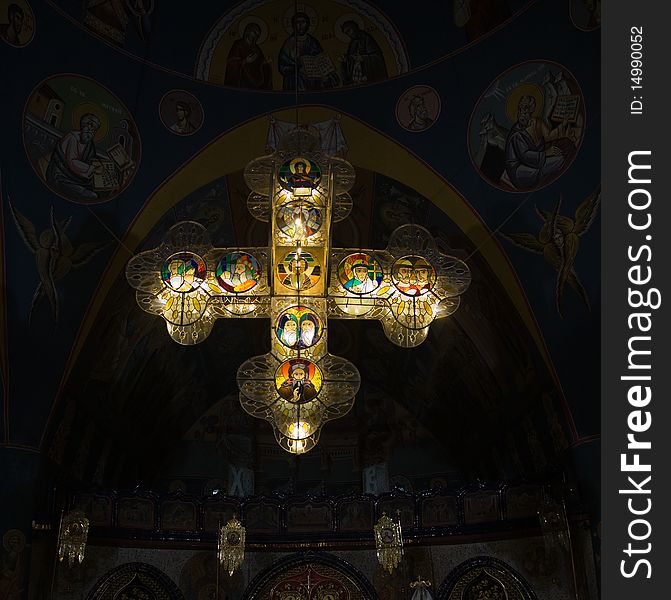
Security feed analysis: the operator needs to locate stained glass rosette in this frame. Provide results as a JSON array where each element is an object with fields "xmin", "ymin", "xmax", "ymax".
[
  {"xmin": 329, "ymin": 225, "xmax": 471, "ymax": 347},
  {"xmin": 237, "ymin": 352, "xmax": 360, "ymax": 455},
  {"xmin": 275, "ymin": 200, "xmax": 324, "ymax": 245},
  {"xmin": 271, "ymin": 298, "xmax": 328, "ymax": 362},
  {"xmin": 126, "ymin": 222, "xmax": 271, "ymax": 344},
  {"xmin": 328, "ymin": 250, "xmax": 391, "ymax": 317},
  {"xmin": 206, "ymin": 248, "xmax": 271, "ymax": 317}
]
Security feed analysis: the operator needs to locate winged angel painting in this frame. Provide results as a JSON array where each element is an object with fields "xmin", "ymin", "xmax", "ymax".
[
  {"xmin": 501, "ymin": 187, "xmax": 600, "ymax": 317},
  {"xmin": 9, "ymin": 203, "xmax": 109, "ymax": 323}
]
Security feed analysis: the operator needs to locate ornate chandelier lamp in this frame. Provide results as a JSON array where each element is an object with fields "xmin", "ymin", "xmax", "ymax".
[
  {"xmin": 218, "ymin": 517, "xmax": 246, "ymax": 576},
  {"xmin": 57, "ymin": 510, "xmax": 89, "ymax": 567},
  {"xmin": 410, "ymin": 576, "xmax": 434, "ymax": 600},
  {"xmin": 374, "ymin": 512, "xmax": 404, "ymax": 574},
  {"xmin": 126, "ymin": 127, "xmax": 470, "ymax": 454},
  {"xmin": 237, "ymin": 129, "xmax": 361, "ymax": 454}
]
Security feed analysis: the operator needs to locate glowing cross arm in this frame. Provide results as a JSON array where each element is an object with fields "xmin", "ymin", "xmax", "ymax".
[
  {"xmin": 125, "ymin": 221, "xmax": 273, "ymax": 345},
  {"xmin": 325, "ymin": 224, "xmax": 471, "ymax": 348}
]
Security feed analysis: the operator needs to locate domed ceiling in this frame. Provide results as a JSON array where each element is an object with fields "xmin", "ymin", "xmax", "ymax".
[{"xmin": 1, "ymin": 0, "xmax": 600, "ymax": 496}]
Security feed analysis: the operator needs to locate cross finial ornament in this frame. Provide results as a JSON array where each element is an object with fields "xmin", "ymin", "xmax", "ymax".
[{"xmin": 126, "ymin": 127, "xmax": 470, "ymax": 454}]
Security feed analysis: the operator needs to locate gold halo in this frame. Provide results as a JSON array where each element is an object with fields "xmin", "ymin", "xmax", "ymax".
[
  {"xmin": 289, "ymin": 157, "xmax": 311, "ymax": 174},
  {"xmin": 236, "ymin": 15, "xmax": 269, "ymax": 44},
  {"xmin": 71, "ymin": 102, "xmax": 110, "ymax": 143},
  {"xmin": 505, "ymin": 83, "xmax": 544, "ymax": 124}
]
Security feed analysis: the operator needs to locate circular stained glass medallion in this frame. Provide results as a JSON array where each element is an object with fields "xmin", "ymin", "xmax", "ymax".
[
  {"xmin": 278, "ymin": 157, "xmax": 321, "ymax": 193},
  {"xmin": 391, "ymin": 255, "xmax": 436, "ymax": 296},
  {"xmin": 161, "ymin": 252, "xmax": 206, "ymax": 293},
  {"xmin": 276, "ymin": 201, "xmax": 323, "ymax": 239},
  {"xmin": 276, "ymin": 306, "xmax": 323, "ymax": 349},
  {"xmin": 275, "ymin": 358, "xmax": 323, "ymax": 403},
  {"xmin": 216, "ymin": 252, "xmax": 261, "ymax": 293},
  {"xmin": 338, "ymin": 253, "xmax": 383, "ymax": 295}
]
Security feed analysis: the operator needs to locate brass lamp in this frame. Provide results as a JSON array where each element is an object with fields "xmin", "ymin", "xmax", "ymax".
[
  {"xmin": 57, "ymin": 510, "xmax": 89, "ymax": 568},
  {"xmin": 218, "ymin": 517, "xmax": 246, "ymax": 576},
  {"xmin": 374, "ymin": 512, "xmax": 404, "ymax": 574}
]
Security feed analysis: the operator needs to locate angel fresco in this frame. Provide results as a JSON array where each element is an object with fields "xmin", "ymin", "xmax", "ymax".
[
  {"xmin": 501, "ymin": 188, "xmax": 600, "ymax": 316},
  {"xmin": 9, "ymin": 203, "xmax": 109, "ymax": 323}
]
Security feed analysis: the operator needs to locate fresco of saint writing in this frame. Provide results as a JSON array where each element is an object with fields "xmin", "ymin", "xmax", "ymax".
[
  {"xmin": 23, "ymin": 74, "xmax": 141, "ymax": 204},
  {"xmin": 469, "ymin": 61, "xmax": 585, "ymax": 192}
]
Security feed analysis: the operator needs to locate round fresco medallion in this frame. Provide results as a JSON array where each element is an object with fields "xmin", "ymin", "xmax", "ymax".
[
  {"xmin": 0, "ymin": 0, "xmax": 35, "ymax": 47},
  {"xmin": 570, "ymin": 0, "xmax": 601, "ymax": 31},
  {"xmin": 2, "ymin": 529, "xmax": 26, "ymax": 553},
  {"xmin": 391, "ymin": 255, "xmax": 436, "ymax": 297},
  {"xmin": 216, "ymin": 251, "xmax": 260, "ymax": 293},
  {"xmin": 396, "ymin": 85, "xmax": 441, "ymax": 132},
  {"xmin": 338, "ymin": 252, "xmax": 383, "ymax": 295},
  {"xmin": 277, "ymin": 250, "xmax": 321, "ymax": 291},
  {"xmin": 468, "ymin": 60, "xmax": 585, "ymax": 192},
  {"xmin": 276, "ymin": 306, "xmax": 323, "ymax": 349},
  {"xmin": 276, "ymin": 201, "xmax": 323, "ymax": 239},
  {"xmin": 275, "ymin": 358, "xmax": 322, "ymax": 403},
  {"xmin": 22, "ymin": 74, "xmax": 141, "ymax": 204},
  {"xmin": 159, "ymin": 89, "xmax": 204, "ymax": 136},
  {"xmin": 278, "ymin": 157, "xmax": 321, "ymax": 193},
  {"xmin": 161, "ymin": 252, "xmax": 206, "ymax": 293}
]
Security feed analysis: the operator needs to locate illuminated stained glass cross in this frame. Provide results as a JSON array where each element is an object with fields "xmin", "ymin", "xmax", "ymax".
[{"xmin": 126, "ymin": 129, "xmax": 470, "ymax": 454}]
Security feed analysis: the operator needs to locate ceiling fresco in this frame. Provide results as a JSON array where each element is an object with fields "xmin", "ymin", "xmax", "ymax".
[
  {"xmin": 47, "ymin": 0, "xmax": 536, "ymax": 88},
  {"xmin": 0, "ymin": 0, "xmax": 599, "ymax": 492}
]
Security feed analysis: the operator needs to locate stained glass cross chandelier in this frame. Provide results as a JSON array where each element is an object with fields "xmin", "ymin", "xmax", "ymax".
[{"xmin": 126, "ymin": 128, "xmax": 470, "ymax": 454}]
